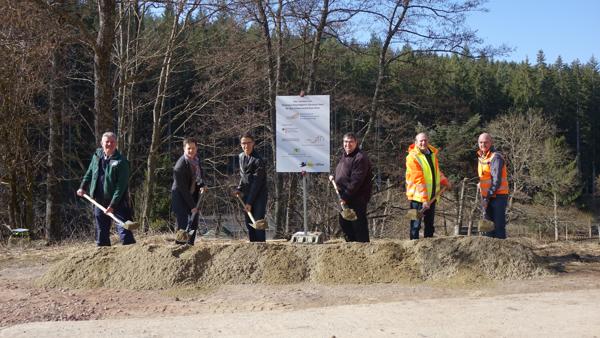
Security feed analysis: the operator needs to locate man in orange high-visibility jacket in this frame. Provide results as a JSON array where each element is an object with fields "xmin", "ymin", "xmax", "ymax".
[
  {"xmin": 405, "ymin": 133, "xmax": 451, "ymax": 240},
  {"xmin": 477, "ymin": 133, "xmax": 509, "ymax": 239}
]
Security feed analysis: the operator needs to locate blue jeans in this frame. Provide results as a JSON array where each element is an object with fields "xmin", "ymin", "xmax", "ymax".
[
  {"xmin": 94, "ymin": 204, "xmax": 135, "ymax": 246},
  {"xmin": 409, "ymin": 201, "xmax": 436, "ymax": 240},
  {"xmin": 484, "ymin": 195, "xmax": 508, "ymax": 239}
]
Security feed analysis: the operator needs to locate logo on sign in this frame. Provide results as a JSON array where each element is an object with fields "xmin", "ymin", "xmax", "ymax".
[
  {"xmin": 307, "ymin": 135, "xmax": 325, "ymax": 144},
  {"xmin": 286, "ymin": 111, "xmax": 300, "ymax": 120},
  {"xmin": 300, "ymin": 161, "xmax": 325, "ymax": 168}
]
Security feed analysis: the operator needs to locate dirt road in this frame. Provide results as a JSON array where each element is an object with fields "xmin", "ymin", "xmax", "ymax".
[
  {"xmin": 1, "ymin": 238, "xmax": 600, "ymax": 337},
  {"xmin": 2, "ymin": 289, "xmax": 600, "ymax": 337}
]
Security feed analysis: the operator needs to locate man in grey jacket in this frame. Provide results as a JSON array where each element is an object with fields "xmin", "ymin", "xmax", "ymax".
[
  {"xmin": 235, "ymin": 132, "xmax": 267, "ymax": 242},
  {"xmin": 171, "ymin": 138, "xmax": 206, "ymax": 245}
]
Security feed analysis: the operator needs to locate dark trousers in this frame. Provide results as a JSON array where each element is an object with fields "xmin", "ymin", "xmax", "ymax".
[
  {"xmin": 409, "ymin": 200, "xmax": 436, "ymax": 240},
  {"xmin": 484, "ymin": 194, "xmax": 508, "ymax": 239},
  {"xmin": 245, "ymin": 196, "xmax": 266, "ymax": 242},
  {"xmin": 339, "ymin": 203, "xmax": 370, "ymax": 243},
  {"xmin": 171, "ymin": 191, "xmax": 199, "ymax": 245},
  {"xmin": 94, "ymin": 204, "xmax": 135, "ymax": 246}
]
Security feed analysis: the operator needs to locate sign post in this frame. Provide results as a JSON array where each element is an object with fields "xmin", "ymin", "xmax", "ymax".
[{"xmin": 276, "ymin": 95, "xmax": 329, "ymax": 243}]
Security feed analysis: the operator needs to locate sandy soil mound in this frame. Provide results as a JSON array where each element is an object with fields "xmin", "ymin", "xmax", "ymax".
[{"xmin": 36, "ymin": 237, "xmax": 548, "ymax": 290}]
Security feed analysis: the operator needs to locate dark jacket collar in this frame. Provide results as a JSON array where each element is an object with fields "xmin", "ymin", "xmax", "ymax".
[
  {"xmin": 344, "ymin": 147, "xmax": 360, "ymax": 158},
  {"xmin": 241, "ymin": 150, "xmax": 257, "ymax": 158}
]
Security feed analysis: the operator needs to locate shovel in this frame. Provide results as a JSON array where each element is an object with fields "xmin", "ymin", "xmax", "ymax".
[
  {"xmin": 82, "ymin": 194, "xmax": 139, "ymax": 230},
  {"xmin": 407, "ymin": 187, "xmax": 447, "ymax": 221},
  {"xmin": 477, "ymin": 201, "xmax": 495, "ymax": 233},
  {"xmin": 235, "ymin": 194, "xmax": 268, "ymax": 230},
  {"xmin": 328, "ymin": 177, "xmax": 358, "ymax": 221}
]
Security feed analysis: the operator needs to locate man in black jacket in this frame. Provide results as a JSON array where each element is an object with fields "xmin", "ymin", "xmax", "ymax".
[
  {"xmin": 331, "ymin": 132, "xmax": 373, "ymax": 242},
  {"xmin": 235, "ymin": 132, "xmax": 268, "ymax": 242},
  {"xmin": 171, "ymin": 137, "xmax": 206, "ymax": 245}
]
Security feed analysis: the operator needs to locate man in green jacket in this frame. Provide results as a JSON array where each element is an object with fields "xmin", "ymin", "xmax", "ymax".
[{"xmin": 77, "ymin": 132, "xmax": 135, "ymax": 246}]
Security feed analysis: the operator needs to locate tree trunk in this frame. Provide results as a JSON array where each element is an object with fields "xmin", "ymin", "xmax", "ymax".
[
  {"xmin": 255, "ymin": 0, "xmax": 285, "ymax": 236},
  {"xmin": 116, "ymin": 1, "xmax": 129, "ymax": 153},
  {"xmin": 554, "ymin": 191, "xmax": 559, "ymax": 241},
  {"xmin": 45, "ymin": 47, "xmax": 64, "ymax": 242},
  {"xmin": 455, "ymin": 178, "xmax": 467, "ymax": 235},
  {"xmin": 8, "ymin": 168, "xmax": 18, "ymax": 227},
  {"xmin": 141, "ymin": 5, "xmax": 179, "ymax": 231},
  {"xmin": 467, "ymin": 185, "xmax": 480, "ymax": 236},
  {"xmin": 380, "ymin": 178, "xmax": 392, "ymax": 237},
  {"xmin": 305, "ymin": 0, "xmax": 329, "ymax": 95},
  {"xmin": 116, "ymin": 0, "xmax": 141, "ymax": 157},
  {"xmin": 361, "ymin": 1, "xmax": 409, "ymax": 147},
  {"xmin": 284, "ymin": 174, "xmax": 298, "ymax": 236},
  {"xmin": 274, "ymin": 0, "xmax": 285, "ymax": 234},
  {"xmin": 125, "ymin": 2, "xmax": 143, "ymax": 162},
  {"xmin": 24, "ymin": 161, "xmax": 34, "ymax": 231},
  {"xmin": 94, "ymin": 0, "xmax": 116, "ymax": 140}
]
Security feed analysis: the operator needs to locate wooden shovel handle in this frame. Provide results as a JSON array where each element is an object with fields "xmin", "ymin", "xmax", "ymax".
[
  {"xmin": 82, "ymin": 194, "xmax": 124, "ymax": 226},
  {"xmin": 235, "ymin": 194, "xmax": 257, "ymax": 224},
  {"xmin": 429, "ymin": 186, "xmax": 447, "ymax": 204},
  {"xmin": 329, "ymin": 178, "xmax": 343, "ymax": 199}
]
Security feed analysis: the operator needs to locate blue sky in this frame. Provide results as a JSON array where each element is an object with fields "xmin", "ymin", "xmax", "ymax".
[{"xmin": 467, "ymin": 0, "xmax": 600, "ymax": 64}]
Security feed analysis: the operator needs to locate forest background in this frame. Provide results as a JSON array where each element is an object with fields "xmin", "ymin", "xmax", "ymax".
[{"xmin": 1, "ymin": 0, "xmax": 599, "ymax": 243}]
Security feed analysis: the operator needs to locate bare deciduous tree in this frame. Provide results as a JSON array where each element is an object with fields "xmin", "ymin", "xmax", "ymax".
[
  {"xmin": 487, "ymin": 109, "xmax": 556, "ymax": 209},
  {"xmin": 360, "ymin": 0, "xmax": 494, "ymax": 147},
  {"xmin": 29, "ymin": 0, "xmax": 116, "ymax": 140},
  {"xmin": 530, "ymin": 137, "xmax": 580, "ymax": 240},
  {"xmin": 0, "ymin": 0, "xmax": 55, "ymax": 234}
]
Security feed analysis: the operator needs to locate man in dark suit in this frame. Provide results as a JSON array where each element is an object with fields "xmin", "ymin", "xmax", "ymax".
[
  {"xmin": 331, "ymin": 132, "xmax": 373, "ymax": 242},
  {"xmin": 235, "ymin": 132, "xmax": 268, "ymax": 242},
  {"xmin": 171, "ymin": 137, "xmax": 206, "ymax": 245}
]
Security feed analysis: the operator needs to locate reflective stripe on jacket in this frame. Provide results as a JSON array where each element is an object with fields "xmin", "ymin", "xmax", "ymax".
[
  {"xmin": 405, "ymin": 144, "xmax": 448, "ymax": 203},
  {"xmin": 477, "ymin": 150, "xmax": 509, "ymax": 198}
]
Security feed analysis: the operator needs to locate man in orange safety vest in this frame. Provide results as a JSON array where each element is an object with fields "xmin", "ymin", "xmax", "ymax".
[
  {"xmin": 477, "ymin": 132, "xmax": 509, "ymax": 239},
  {"xmin": 405, "ymin": 132, "xmax": 451, "ymax": 239}
]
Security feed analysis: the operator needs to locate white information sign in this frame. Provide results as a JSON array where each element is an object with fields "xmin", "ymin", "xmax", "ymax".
[{"xmin": 276, "ymin": 95, "xmax": 330, "ymax": 173}]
